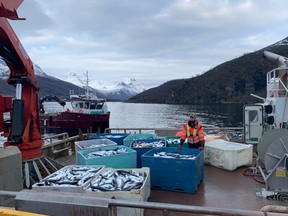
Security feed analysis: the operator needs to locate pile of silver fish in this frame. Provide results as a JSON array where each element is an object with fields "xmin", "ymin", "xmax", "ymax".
[
  {"xmin": 102, "ymin": 135, "xmax": 126, "ymax": 139},
  {"xmin": 36, "ymin": 166, "xmax": 103, "ymax": 187},
  {"xmin": 89, "ymin": 169, "xmax": 146, "ymax": 192},
  {"xmin": 0, "ymin": 132, "xmax": 5, "ymax": 148},
  {"xmin": 166, "ymin": 138, "xmax": 181, "ymax": 145},
  {"xmin": 84, "ymin": 147, "xmax": 128, "ymax": 158},
  {"xmin": 132, "ymin": 140, "xmax": 165, "ymax": 148},
  {"xmin": 83, "ymin": 143, "xmax": 112, "ymax": 149},
  {"xmin": 153, "ymin": 151, "xmax": 196, "ymax": 159}
]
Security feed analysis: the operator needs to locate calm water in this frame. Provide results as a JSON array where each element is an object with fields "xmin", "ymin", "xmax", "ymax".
[
  {"xmin": 44, "ymin": 101, "xmax": 244, "ymax": 129},
  {"xmin": 108, "ymin": 102, "xmax": 244, "ymax": 129},
  {"xmin": 0, "ymin": 102, "xmax": 243, "ymax": 147}
]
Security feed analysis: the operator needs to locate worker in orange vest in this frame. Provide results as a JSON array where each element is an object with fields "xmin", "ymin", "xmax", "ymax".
[{"xmin": 179, "ymin": 113, "xmax": 205, "ymax": 150}]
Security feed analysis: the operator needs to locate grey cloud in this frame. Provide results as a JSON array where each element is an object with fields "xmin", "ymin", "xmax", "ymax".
[{"xmin": 6, "ymin": 0, "xmax": 288, "ymax": 88}]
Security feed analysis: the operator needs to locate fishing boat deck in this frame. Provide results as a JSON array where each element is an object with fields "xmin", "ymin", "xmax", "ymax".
[
  {"xmin": 53, "ymin": 150, "xmax": 285, "ymax": 215},
  {"xmin": 146, "ymin": 165, "xmax": 281, "ymax": 215}
]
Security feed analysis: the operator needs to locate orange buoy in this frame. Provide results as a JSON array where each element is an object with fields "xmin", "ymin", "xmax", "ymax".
[{"xmin": 175, "ymin": 131, "xmax": 183, "ymax": 137}]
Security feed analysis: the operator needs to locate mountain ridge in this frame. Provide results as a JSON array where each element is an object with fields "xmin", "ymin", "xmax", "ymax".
[
  {"xmin": 128, "ymin": 37, "xmax": 288, "ymax": 104},
  {"xmin": 1, "ymin": 36, "xmax": 288, "ymax": 104},
  {"xmin": 0, "ymin": 64, "xmax": 145, "ymax": 101}
]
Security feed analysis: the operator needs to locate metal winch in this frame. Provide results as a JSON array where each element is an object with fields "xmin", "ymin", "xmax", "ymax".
[{"xmin": 257, "ymin": 129, "xmax": 288, "ymax": 192}]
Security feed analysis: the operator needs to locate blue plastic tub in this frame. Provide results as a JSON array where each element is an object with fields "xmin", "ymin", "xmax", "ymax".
[
  {"xmin": 77, "ymin": 145, "xmax": 137, "ymax": 168},
  {"xmin": 88, "ymin": 133, "xmax": 130, "ymax": 145},
  {"xmin": 130, "ymin": 138, "xmax": 166, "ymax": 168},
  {"xmin": 123, "ymin": 133, "xmax": 157, "ymax": 147},
  {"xmin": 141, "ymin": 147, "xmax": 204, "ymax": 193}
]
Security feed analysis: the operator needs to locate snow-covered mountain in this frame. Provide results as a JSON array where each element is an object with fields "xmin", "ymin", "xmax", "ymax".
[
  {"xmin": 63, "ymin": 72, "xmax": 146, "ymax": 100},
  {"xmin": 0, "ymin": 60, "xmax": 51, "ymax": 78},
  {"xmin": 0, "ymin": 61, "xmax": 146, "ymax": 100},
  {"xmin": 96, "ymin": 78, "xmax": 146, "ymax": 100}
]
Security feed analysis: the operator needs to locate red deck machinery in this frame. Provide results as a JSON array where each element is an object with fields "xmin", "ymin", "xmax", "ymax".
[{"xmin": 0, "ymin": 0, "xmax": 61, "ymax": 188}]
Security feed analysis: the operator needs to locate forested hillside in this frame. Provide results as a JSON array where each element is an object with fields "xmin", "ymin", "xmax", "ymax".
[{"xmin": 128, "ymin": 39, "xmax": 288, "ymax": 104}]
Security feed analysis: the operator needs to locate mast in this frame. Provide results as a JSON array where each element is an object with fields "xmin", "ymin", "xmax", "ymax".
[{"xmin": 84, "ymin": 70, "xmax": 89, "ymax": 98}]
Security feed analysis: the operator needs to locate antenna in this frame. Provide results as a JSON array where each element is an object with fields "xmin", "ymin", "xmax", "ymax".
[
  {"xmin": 83, "ymin": 70, "xmax": 89, "ymax": 97},
  {"xmin": 250, "ymin": 93, "xmax": 266, "ymax": 102}
]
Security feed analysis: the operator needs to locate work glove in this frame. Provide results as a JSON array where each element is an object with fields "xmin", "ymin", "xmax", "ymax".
[
  {"xmin": 198, "ymin": 140, "xmax": 205, "ymax": 151},
  {"xmin": 178, "ymin": 139, "xmax": 185, "ymax": 149}
]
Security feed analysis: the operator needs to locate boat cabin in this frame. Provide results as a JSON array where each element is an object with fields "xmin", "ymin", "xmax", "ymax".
[
  {"xmin": 244, "ymin": 66, "xmax": 288, "ymax": 144},
  {"xmin": 70, "ymin": 96, "xmax": 108, "ymax": 114}
]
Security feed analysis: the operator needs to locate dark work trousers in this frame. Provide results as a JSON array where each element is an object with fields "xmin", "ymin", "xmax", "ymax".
[{"xmin": 188, "ymin": 142, "xmax": 201, "ymax": 149}]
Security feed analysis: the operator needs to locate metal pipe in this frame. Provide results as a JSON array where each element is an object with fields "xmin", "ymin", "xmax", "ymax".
[
  {"xmin": 15, "ymin": 83, "xmax": 22, "ymax": 99},
  {"xmin": 250, "ymin": 93, "xmax": 266, "ymax": 102},
  {"xmin": 0, "ymin": 190, "xmax": 287, "ymax": 216},
  {"xmin": 109, "ymin": 199, "xmax": 287, "ymax": 216},
  {"xmin": 264, "ymin": 50, "xmax": 288, "ymax": 68},
  {"xmin": 0, "ymin": 190, "xmax": 18, "ymax": 203},
  {"xmin": 261, "ymin": 205, "xmax": 288, "ymax": 213},
  {"xmin": 0, "ymin": 190, "xmax": 18, "ymax": 198}
]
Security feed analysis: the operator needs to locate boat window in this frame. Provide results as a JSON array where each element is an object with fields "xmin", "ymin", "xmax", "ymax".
[
  {"xmin": 249, "ymin": 110, "xmax": 258, "ymax": 123},
  {"xmin": 278, "ymin": 69, "xmax": 288, "ymax": 97},
  {"xmin": 90, "ymin": 102, "xmax": 96, "ymax": 109},
  {"xmin": 96, "ymin": 103, "xmax": 103, "ymax": 109},
  {"xmin": 79, "ymin": 102, "xmax": 84, "ymax": 108},
  {"xmin": 84, "ymin": 102, "xmax": 90, "ymax": 109},
  {"xmin": 71, "ymin": 102, "xmax": 76, "ymax": 109}
]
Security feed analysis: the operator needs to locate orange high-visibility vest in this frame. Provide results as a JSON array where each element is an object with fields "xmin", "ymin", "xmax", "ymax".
[{"xmin": 181, "ymin": 121, "xmax": 204, "ymax": 144}]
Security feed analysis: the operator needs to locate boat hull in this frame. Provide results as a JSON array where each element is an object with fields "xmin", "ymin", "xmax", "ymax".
[{"xmin": 40, "ymin": 112, "xmax": 110, "ymax": 136}]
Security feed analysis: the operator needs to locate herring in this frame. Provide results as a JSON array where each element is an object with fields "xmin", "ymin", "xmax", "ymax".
[{"xmin": 89, "ymin": 169, "xmax": 146, "ymax": 192}]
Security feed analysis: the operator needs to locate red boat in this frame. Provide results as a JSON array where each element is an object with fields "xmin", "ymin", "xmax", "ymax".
[{"xmin": 40, "ymin": 72, "xmax": 110, "ymax": 136}]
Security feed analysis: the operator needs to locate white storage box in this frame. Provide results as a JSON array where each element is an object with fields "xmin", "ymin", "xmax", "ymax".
[
  {"xmin": 204, "ymin": 140, "xmax": 253, "ymax": 171},
  {"xmin": 32, "ymin": 165, "xmax": 104, "ymax": 192},
  {"xmin": 85, "ymin": 167, "xmax": 150, "ymax": 216}
]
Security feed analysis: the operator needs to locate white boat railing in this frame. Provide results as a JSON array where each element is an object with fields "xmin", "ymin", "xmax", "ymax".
[{"xmin": 104, "ymin": 127, "xmax": 244, "ymax": 142}]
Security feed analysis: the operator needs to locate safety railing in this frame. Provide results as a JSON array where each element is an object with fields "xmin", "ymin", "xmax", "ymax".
[
  {"xmin": 0, "ymin": 190, "xmax": 287, "ymax": 216},
  {"xmin": 104, "ymin": 127, "xmax": 244, "ymax": 143},
  {"xmin": 108, "ymin": 199, "xmax": 288, "ymax": 216},
  {"xmin": 41, "ymin": 132, "xmax": 91, "ymax": 158}
]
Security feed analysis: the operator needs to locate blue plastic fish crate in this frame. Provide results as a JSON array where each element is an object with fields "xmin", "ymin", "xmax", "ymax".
[
  {"xmin": 130, "ymin": 138, "xmax": 167, "ymax": 168},
  {"xmin": 77, "ymin": 145, "xmax": 137, "ymax": 168},
  {"xmin": 88, "ymin": 133, "xmax": 130, "ymax": 145},
  {"xmin": 141, "ymin": 147, "xmax": 204, "ymax": 193},
  {"xmin": 75, "ymin": 139, "xmax": 117, "ymax": 164},
  {"xmin": 123, "ymin": 133, "xmax": 157, "ymax": 147}
]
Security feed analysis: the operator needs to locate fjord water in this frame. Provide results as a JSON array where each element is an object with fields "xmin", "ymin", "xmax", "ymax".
[
  {"xmin": 43, "ymin": 101, "xmax": 244, "ymax": 129},
  {"xmin": 107, "ymin": 102, "xmax": 243, "ymax": 129}
]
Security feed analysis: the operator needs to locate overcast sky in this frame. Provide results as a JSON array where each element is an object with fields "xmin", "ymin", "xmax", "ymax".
[{"xmin": 9, "ymin": 0, "xmax": 288, "ymax": 89}]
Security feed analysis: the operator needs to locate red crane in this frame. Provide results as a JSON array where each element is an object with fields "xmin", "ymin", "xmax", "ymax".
[{"xmin": 0, "ymin": 0, "xmax": 61, "ymax": 188}]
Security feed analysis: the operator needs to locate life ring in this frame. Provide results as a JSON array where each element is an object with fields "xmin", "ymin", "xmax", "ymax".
[{"xmin": 79, "ymin": 109, "xmax": 83, "ymax": 113}]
